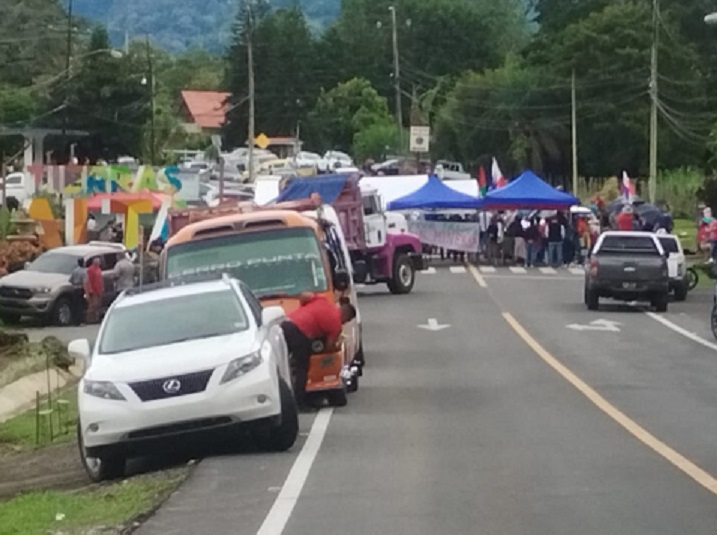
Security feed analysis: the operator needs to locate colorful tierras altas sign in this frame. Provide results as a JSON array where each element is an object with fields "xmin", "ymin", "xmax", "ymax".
[{"xmin": 26, "ymin": 164, "xmax": 183, "ymax": 195}]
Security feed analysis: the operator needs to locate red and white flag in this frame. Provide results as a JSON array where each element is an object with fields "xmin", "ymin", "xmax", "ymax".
[
  {"xmin": 491, "ymin": 157, "xmax": 507, "ymax": 189},
  {"xmin": 621, "ymin": 170, "xmax": 636, "ymax": 201}
]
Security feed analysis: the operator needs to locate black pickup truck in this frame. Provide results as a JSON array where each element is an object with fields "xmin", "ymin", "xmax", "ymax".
[{"xmin": 584, "ymin": 231, "xmax": 670, "ymax": 312}]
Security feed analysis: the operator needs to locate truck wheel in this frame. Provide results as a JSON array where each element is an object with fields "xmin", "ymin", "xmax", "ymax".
[
  {"xmin": 387, "ymin": 254, "xmax": 415, "ymax": 295},
  {"xmin": 686, "ymin": 267, "xmax": 699, "ymax": 290},
  {"xmin": 77, "ymin": 424, "xmax": 125, "ymax": 482},
  {"xmin": 52, "ymin": 297, "xmax": 74, "ymax": 327},
  {"xmin": 652, "ymin": 293, "xmax": 668, "ymax": 313},
  {"xmin": 326, "ymin": 388, "xmax": 348, "ymax": 407},
  {"xmin": 673, "ymin": 282, "xmax": 688, "ymax": 302},
  {"xmin": 347, "ymin": 374, "xmax": 359, "ymax": 393},
  {"xmin": 585, "ymin": 288, "xmax": 599, "ymax": 311},
  {"xmin": 253, "ymin": 379, "xmax": 298, "ymax": 452}
]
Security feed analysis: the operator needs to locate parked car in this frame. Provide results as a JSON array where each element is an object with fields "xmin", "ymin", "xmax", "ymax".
[
  {"xmin": 321, "ymin": 151, "xmax": 353, "ymax": 172},
  {"xmin": 656, "ymin": 233, "xmax": 688, "ymax": 301},
  {"xmin": 70, "ymin": 274, "xmax": 297, "ymax": 482},
  {"xmin": 0, "ymin": 242, "xmax": 127, "ymax": 326},
  {"xmin": 584, "ymin": 231, "xmax": 669, "ymax": 312}
]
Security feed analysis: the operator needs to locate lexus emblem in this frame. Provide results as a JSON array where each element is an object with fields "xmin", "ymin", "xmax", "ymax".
[{"xmin": 162, "ymin": 379, "xmax": 182, "ymax": 394}]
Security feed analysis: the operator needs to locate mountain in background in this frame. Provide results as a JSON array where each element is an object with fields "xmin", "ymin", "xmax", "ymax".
[{"xmin": 69, "ymin": 0, "xmax": 341, "ymax": 53}]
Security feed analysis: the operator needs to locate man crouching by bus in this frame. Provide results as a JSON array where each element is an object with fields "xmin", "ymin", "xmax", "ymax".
[{"xmin": 281, "ymin": 293, "xmax": 356, "ymax": 411}]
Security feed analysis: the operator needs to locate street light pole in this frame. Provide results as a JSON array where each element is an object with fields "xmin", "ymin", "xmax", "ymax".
[
  {"xmin": 145, "ymin": 37, "xmax": 156, "ymax": 165},
  {"xmin": 648, "ymin": 0, "xmax": 659, "ymax": 204},
  {"xmin": 389, "ymin": 6, "xmax": 403, "ymax": 154}
]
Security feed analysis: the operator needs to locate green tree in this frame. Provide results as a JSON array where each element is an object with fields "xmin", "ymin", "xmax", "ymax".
[
  {"xmin": 223, "ymin": 2, "xmax": 318, "ymax": 147},
  {"xmin": 353, "ymin": 121, "xmax": 399, "ymax": 162},
  {"xmin": 526, "ymin": 1, "xmax": 706, "ymax": 176},
  {"xmin": 307, "ymin": 77, "xmax": 393, "ymax": 153}
]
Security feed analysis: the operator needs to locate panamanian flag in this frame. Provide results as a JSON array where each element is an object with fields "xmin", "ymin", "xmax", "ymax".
[{"xmin": 621, "ymin": 170, "xmax": 636, "ymax": 202}]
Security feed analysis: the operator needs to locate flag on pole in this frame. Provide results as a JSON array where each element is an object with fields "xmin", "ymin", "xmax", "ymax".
[
  {"xmin": 478, "ymin": 166, "xmax": 487, "ymax": 197},
  {"xmin": 491, "ymin": 157, "xmax": 507, "ymax": 189},
  {"xmin": 621, "ymin": 171, "xmax": 636, "ymax": 202}
]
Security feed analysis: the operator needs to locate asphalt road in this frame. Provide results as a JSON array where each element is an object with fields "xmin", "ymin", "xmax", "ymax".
[{"xmin": 27, "ymin": 267, "xmax": 717, "ymax": 533}]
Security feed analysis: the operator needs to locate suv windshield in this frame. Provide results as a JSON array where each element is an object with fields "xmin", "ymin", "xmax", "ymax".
[
  {"xmin": 99, "ymin": 289, "xmax": 248, "ymax": 354},
  {"xmin": 658, "ymin": 237, "xmax": 679, "ymax": 254},
  {"xmin": 598, "ymin": 235, "xmax": 659, "ymax": 255},
  {"xmin": 27, "ymin": 252, "xmax": 82, "ymax": 275},
  {"xmin": 165, "ymin": 227, "xmax": 329, "ymax": 297}
]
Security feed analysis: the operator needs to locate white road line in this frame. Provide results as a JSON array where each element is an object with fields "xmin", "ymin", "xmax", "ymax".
[
  {"xmin": 257, "ymin": 409, "xmax": 334, "ymax": 535},
  {"xmin": 645, "ymin": 312, "xmax": 717, "ymax": 353},
  {"xmin": 509, "ymin": 267, "xmax": 527, "ymax": 274},
  {"xmin": 479, "ymin": 266, "xmax": 497, "ymax": 273},
  {"xmin": 467, "ymin": 264, "xmax": 487, "ymax": 288},
  {"xmin": 569, "ymin": 267, "xmax": 585, "ymax": 276},
  {"xmin": 539, "ymin": 267, "xmax": 557, "ymax": 275},
  {"xmin": 422, "ymin": 267, "xmax": 437, "ymax": 274},
  {"xmin": 449, "ymin": 266, "xmax": 467, "ymax": 274}
]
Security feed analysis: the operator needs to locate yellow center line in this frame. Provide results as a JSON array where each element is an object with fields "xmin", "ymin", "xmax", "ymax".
[
  {"xmin": 503, "ymin": 311, "xmax": 717, "ymax": 497},
  {"xmin": 466, "ymin": 263, "xmax": 487, "ymax": 288}
]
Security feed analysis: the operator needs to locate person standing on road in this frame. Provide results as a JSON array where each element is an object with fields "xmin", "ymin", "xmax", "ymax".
[
  {"xmin": 113, "ymin": 252, "xmax": 136, "ymax": 292},
  {"xmin": 70, "ymin": 258, "xmax": 87, "ymax": 323},
  {"xmin": 84, "ymin": 257, "xmax": 103, "ymax": 324},
  {"xmin": 281, "ymin": 293, "xmax": 357, "ymax": 410},
  {"xmin": 545, "ymin": 216, "xmax": 565, "ymax": 268}
]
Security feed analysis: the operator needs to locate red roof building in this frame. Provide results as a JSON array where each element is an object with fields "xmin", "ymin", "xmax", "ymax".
[{"xmin": 180, "ymin": 90, "xmax": 230, "ymax": 134}]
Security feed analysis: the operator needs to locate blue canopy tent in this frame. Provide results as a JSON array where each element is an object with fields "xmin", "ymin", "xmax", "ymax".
[
  {"xmin": 386, "ymin": 175, "xmax": 482, "ymax": 210},
  {"xmin": 479, "ymin": 170, "xmax": 579, "ymax": 210}
]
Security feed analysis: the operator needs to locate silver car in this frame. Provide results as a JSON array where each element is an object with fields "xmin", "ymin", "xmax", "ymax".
[{"xmin": 0, "ymin": 242, "xmax": 127, "ymax": 326}]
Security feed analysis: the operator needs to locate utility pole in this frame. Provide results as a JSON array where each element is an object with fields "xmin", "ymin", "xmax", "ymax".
[
  {"xmin": 146, "ymin": 37, "xmax": 156, "ymax": 165},
  {"xmin": 389, "ymin": 6, "xmax": 403, "ymax": 154},
  {"xmin": 649, "ymin": 0, "xmax": 659, "ymax": 204},
  {"xmin": 571, "ymin": 70, "xmax": 578, "ymax": 196},
  {"xmin": 63, "ymin": 0, "xmax": 73, "ymax": 149},
  {"xmin": 247, "ymin": 6, "xmax": 256, "ymax": 183}
]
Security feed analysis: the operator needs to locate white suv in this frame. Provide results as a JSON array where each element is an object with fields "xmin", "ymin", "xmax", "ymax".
[
  {"xmin": 656, "ymin": 234, "xmax": 688, "ymax": 301},
  {"xmin": 70, "ymin": 274, "xmax": 297, "ymax": 482}
]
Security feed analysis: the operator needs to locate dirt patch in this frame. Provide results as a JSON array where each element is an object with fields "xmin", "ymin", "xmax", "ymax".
[{"xmin": 0, "ymin": 441, "xmax": 87, "ymax": 499}]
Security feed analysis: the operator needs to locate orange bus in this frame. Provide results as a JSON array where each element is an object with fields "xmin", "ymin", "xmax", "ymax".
[{"xmin": 160, "ymin": 208, "xmax": 358, "ymax": 407}]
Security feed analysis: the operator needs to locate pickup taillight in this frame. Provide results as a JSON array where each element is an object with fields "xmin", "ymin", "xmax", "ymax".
[{"xmin": 589, "ymin": 258, "xmax": 599, "ymax": 277}]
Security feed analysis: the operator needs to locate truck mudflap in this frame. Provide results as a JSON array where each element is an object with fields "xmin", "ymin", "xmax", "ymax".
[
  {"xmin": 306, "ymin": 351, "xmax": 344, "ymax": 392},
  {"xmin": 409, "ymin": 252, "xmax": 425, "ymax": 271}
]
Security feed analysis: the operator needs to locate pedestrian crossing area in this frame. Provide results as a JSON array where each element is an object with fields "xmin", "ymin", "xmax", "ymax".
[{"xmin": 421, "ymin": 265, "xmax": 585, "ymax": 277}]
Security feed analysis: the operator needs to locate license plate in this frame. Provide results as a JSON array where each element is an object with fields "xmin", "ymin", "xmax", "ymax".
[{"xmin": 622, "ymin": 282, "xmax": 637, "ymax": 289}]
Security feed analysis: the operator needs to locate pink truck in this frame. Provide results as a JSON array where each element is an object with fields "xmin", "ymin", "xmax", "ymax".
[{"xmin": 273, "ymin": 174, "xmax": 425, "ymax": 294}]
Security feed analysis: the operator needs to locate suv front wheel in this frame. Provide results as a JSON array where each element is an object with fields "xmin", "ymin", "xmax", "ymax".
[{"xmin": 51, "ymin": 297, "xmax": 75, "ymax": 327}]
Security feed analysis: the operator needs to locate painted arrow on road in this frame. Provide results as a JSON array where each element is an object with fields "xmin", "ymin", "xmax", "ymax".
[
  {"xmin": 417, "ymin": 318, "xmax": 451, "ymax": 332},
  {"xmin": 566, "ymin": 319, "xmax": 622, "ymax": 332}
]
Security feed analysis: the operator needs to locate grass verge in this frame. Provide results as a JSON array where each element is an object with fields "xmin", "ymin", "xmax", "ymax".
[
  {"xmin": 674, "ymin": 218, "xmax": 697, "ymax": 253},
  {"xmin": 0, "ymin": 468, "xmax": 188, "ymax": 535},
  {"xmin": 0, "ymin": 388, "xmax": 77, "ymax": 455}
]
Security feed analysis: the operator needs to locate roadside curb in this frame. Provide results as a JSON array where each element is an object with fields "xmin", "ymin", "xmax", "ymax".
[{"xmin": 0, "ymin": 364, "xmax": 84, "ymax": 423}]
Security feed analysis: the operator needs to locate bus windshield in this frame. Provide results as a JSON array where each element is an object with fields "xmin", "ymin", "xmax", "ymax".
[{"xmin": 164, "ymin": 227, "xmax": 329, "ymax": 297}]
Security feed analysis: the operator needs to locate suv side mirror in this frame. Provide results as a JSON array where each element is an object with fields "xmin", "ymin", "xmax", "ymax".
[
  {"xmin": 333, "ymin": 268, "xmax": 350, "ymax": 291},
  {"xmin": 353, "ymin": 260, "xmax": 368, "ymax": 284},
  {"xmin": 261, "ymin": 305, "xmax": 285, "ymax": 325},
  {"xmin": 68, "ymin": 338, "xmax": 91, "ymax": 360}
]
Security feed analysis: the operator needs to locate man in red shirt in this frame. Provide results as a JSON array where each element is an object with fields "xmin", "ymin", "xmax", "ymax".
[
  {"xmin": 615, "ymin": 206, "xmax": 634, "ymax": 231},
  {"xmin": 84, "ymin": 257, "xmax": 104, "ymax": 324},
  {"xmin": 281, "ymin": 293, "xmax": 356, "ymax": 409}
]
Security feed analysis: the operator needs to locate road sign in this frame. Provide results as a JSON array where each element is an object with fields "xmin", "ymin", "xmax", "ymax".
[
  {"xmin": 566, "ymin": 319, "xmax": 622, "ymax": 332},
  {"xmin": 254, "ymin": 133, "xmax": 270, "ymax": 150},
  {"xmin": 410, "ymin": 126, "xmax": 430, "ymax": 153},
  {"xmin": 417, "ymin": 318, "xmax": 450, "ymax": 331}
]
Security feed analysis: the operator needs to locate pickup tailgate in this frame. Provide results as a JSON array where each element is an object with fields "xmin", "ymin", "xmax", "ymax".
[{"xmin": 594, "ymin": 253, "xmax": 666, "ymax": 281}]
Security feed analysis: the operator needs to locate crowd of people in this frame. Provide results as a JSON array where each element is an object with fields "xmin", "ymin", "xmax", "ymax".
[{"xmin": 423, "ymin": 198, "xmax": 675, "ymax": 268}]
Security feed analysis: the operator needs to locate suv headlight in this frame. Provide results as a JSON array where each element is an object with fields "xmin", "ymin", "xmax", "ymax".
[
  {"xmin": 221, "ymin": 352, "xmax": 262, "ymax": 384},
  {"xmin": 33, "ymin": 287, "xmax": 52, "ymax": 294},
  {"xmin": 83, "ymin": 381, "xmax": 126, "ymax": 401}
]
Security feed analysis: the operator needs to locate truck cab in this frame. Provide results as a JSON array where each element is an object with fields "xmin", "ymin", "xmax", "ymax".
[
  {"xmin": 275, "ymin": 174, "xmax": 425, "ymax": 294},
  {"xmin": 161, "ymin": 205, "xmax": 361, "ymax": 406}
]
